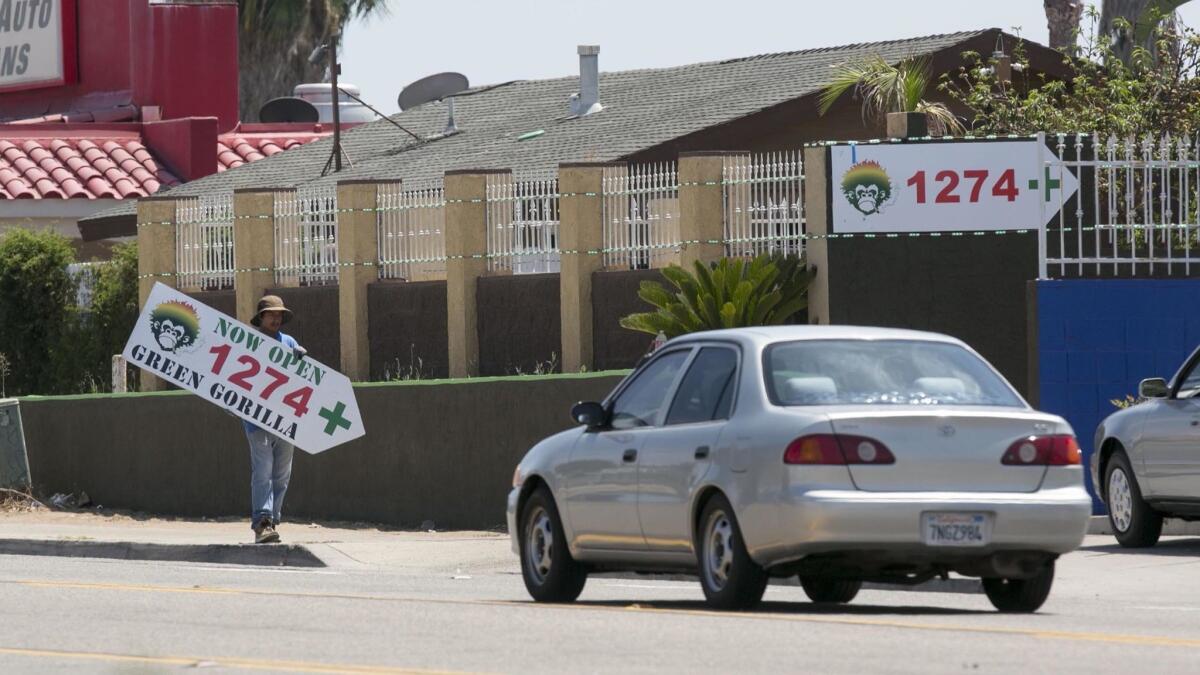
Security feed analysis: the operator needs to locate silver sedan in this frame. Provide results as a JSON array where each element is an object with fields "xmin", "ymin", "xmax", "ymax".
[
  {"xmin": 1092, "ymin": 345, "xmax": 1200, "ymax": 548},
  {"xmin": 508, "ymin": 326, "xmax": 1092, "ymax": 612}
]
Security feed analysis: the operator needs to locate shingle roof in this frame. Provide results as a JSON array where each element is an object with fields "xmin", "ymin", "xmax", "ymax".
[{"xmin": 82, "ymin": 29, "xmax": 1019, "ymax": 231}]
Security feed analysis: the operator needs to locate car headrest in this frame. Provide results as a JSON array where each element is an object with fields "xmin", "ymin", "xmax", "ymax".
[
  {"xmin": 783, "ymin": 376, "xmax": 838, "ymax": 403},
  {"xmin": 913, "ymin": 377, "xmax": 966, "ymax": 397}
]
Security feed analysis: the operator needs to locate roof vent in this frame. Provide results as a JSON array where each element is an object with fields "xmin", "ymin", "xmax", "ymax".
[
  {"xmin": 293, "ymin": 82, "xmax": 375, "ymax": 124},
  {"xmin": 569, "ymin": 45, "xmax": 602, "ymax": 117}
]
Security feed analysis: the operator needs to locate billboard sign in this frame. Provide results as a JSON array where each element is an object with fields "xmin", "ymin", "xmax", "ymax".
[{"xmin": 0, "ymin": 0, "xmax": 77, "ymax": 92}]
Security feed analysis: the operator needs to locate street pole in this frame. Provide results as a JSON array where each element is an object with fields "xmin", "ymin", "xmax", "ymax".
[{"xmin": 330, "ymin": 32, "xmax": 342, "ymax": 173}]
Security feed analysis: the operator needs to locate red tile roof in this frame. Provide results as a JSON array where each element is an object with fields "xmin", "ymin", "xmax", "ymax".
[
  {"xmin": 0, "ymin": 125, "xmax": 333, "ymax": 200},
  {"xmin": 0, "ymin": 133, "xmax": 180, "ymax": 199},
  {"xmin": 216, "ymin": 131, "xmax": 325, "ymax": 172}
]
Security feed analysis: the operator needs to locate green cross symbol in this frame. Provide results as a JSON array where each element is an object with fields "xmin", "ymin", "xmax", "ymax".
[
  {"xmin": 318, "ymin": 401, "xmax": 352, "ymax": 435},
  {"xmin": 1027, "ymin": 166, "xmax": 1062, "ymax": 202}
]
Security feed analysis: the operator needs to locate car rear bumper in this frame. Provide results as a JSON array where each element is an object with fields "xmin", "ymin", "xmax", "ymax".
[{"xmin": 757, "ymin": 486, "xmax": 1092, "ymax": 569}]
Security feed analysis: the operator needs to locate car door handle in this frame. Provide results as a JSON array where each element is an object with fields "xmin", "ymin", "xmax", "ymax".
[
  {"xmin": 622, "ymin": 448, "xmax": 638, "ymax": 462},
  {"xmin": 694, "ymin": 445, "xmax": 710, "ymax": 459},
  {"xmin": 1192, "ymin": 420, "xmax": 1199, "ymax": 427}
]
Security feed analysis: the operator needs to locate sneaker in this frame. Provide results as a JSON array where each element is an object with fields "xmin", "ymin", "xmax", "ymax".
[{"xmin": 253, "ymin": 518, "xmax": 280, "ymax": 544}]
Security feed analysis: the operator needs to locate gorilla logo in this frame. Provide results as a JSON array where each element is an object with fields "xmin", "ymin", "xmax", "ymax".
[
  {"xmin": 841, "ymin": 160, "xmax": 893, "ymax": 216},
  {"xmin": 149, "ymin": 301, "xmax": 201, "ymax": 353}
]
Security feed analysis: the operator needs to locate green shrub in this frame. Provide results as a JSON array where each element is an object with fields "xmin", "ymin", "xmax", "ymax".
[
  {"xmin": 0, "ymin": 228, "xmax": 78, "ymax": 395},
  {"xmin": 620, "ymin": 254, "xmax": 813, "ymax": 339},
  {"xmin": 81, "ymin": 243, "xmax": 140, "ymax": 392}
]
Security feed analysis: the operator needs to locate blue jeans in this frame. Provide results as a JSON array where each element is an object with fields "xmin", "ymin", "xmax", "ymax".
[{"xmin": 246, "ymin": 428, "xmax": 294, "ymax": 526}]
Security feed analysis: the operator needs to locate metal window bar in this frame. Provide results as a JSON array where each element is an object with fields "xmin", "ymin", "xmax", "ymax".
[
  {"xmin": 601, "ymin": 162, "xmax": 680, "ymax": 270},
  {"xmin": 274, "ymin": 187, "xmax": 339, "ymax": 286},
  {"xmin": 1043, "ymin": 132, "xmax": 1200, "ymax": 278},
  {"xmin": 486, "ymin": 170, "xmax": 560, "ymax": 274},
  {"xmin": 722, "ymin": 150, "xmax": 804, "ymax": 259},
  {"xmin": 377, "ymin": 178, "xmax": 447, "ymax": 281},
  {"xmin": 176, "ymin": 193, "xmax": 234, "ymax": 291}
]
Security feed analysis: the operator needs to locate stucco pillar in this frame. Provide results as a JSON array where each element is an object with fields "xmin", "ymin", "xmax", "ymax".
[
  {"xmin": 136, "ymin": 196, "xmax": 178, "ymax": 392},
  {"xmin": 337, "ymin": 179, "xmax": 385, "ymax": 381},
  {"xmin": 802, "ymin": 146, "xmax": 830, "ymax": 325},
  {"xmin": 678, "ymin": 151, "xmax": 732, "ymax": 269},
  {"xmin": 233, "ymin": 188, "xmax": 280, "ymax": 326},
  {"xmin": 444, "ymin": 170, "xmax": 502, "ymax": 378},
  {"xmin": 558, "ymin": 163, "xmax": 616, "ymax": 373}
]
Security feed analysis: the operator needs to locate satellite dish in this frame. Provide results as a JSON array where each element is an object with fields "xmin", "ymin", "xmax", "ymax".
[
  {"xmin": 397, "ymin": 72, "xmax": 469, "ymax": 111},
  {"xmin": 259, "ymin": 97, "xmax": 320, "ymax": 123}
]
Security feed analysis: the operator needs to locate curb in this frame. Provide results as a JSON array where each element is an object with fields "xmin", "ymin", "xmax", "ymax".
[
  {"xmin": 0, "ymin": 539, "xmax": 326, "ymax": 568},
  {"xmin": 1087, "ymin": 515, "xmax": 1200, "ymax": 536}
]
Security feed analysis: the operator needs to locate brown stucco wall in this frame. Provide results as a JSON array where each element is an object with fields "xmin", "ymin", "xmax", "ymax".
[
  {"xmin": 20, "ymin": 373, "xmax": 626, "ymax": 529},
  {"xmin": 368, "ymin": 281, "xmax": 449, "ymax": 380},
  {"xmin": 592, "ymin": 269, "xmax": 662, "ymax": 371},
  {"xmin": 477, "ymin": 273, "xmax": 561, "ymax": 376}
]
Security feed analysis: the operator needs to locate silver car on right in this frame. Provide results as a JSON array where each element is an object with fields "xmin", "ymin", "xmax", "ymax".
[{"xmin": 1093, "ymin": 345, "xmax": 1200, "ymax": 547}]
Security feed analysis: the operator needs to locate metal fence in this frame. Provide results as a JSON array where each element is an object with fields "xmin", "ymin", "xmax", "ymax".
[
  {"xmin": 176, "ymin": 193, "xmax": 234, "ymax": 290},
  {"xmin": 1042, "ymin": 132, "xmax": 1200, "ymax": 278},
  {"xmin": 722, "ymin": 150, "xmax": 804, "ymax": 258},
  {"xmin": 377, "ymin": 179, "xmax": 447, "ymax": 281},
  {"xmin": 486, "ymin": 171, "xmax": 560, "ymax": 274},
  {"xmin": 275, "ymin": 187, "xmax": 338, "ymax": 286},
  {"xmin": 601, "ymin": 162, "xmax": 680, "ymax": 269}
]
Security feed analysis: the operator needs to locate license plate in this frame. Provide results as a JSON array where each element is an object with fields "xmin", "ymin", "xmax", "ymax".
[{"xmin": 922, "ymin": 512, "xmax": 991, "ymax": 547}]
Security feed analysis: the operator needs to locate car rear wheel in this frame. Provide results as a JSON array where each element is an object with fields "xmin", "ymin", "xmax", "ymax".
[
  {"xmin": 519, "ymin": 486, "xmax": 587, "ymax": 602},
  {"xmin": 982, "ymin": 560, "xmax": 1055, "ymax": 613},
  {"xmin": 1106, "ymin": 452, "xmax": 1162, "ymax": 548},
  {"xmin": 697, "ymin": 494, "xmax": 768, "ymax": 610},
  {"xmin": 799, "ymin": 577, "xmax": 862, "ymax": 604}
]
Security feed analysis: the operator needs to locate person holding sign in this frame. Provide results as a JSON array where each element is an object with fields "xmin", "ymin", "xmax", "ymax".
[{"xmin": 245, "ymin": 295, "xmax": 305, "ymax": 544}]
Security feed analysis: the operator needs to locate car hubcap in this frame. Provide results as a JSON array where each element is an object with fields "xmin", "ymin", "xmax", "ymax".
[
  {"xmin": 526, "ymin": 508, "xmax": 553, "ymax": 584},
  {"xmin": 705, "ymin": 512, "xmax": 734, "ymax": 591},
  {"xmin": 1108, "ymin": 468, "xmax": 1133, "ymax": 532}
]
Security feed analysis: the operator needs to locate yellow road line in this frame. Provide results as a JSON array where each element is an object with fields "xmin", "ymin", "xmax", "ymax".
[
  {"xmin": 0, "ymin": 645, "xmax": 480, "ymax": 674},
  {"xmin": 11, "ymin": 578, "xmax": 1200, "ymax": 650}
]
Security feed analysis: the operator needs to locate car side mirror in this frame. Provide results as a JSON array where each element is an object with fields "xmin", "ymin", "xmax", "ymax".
[
  {"xmin": 1139, "ymin": 378, "xmax": 1169, "ymax": 399},
  {"xmin": 571, "ymin": 401, "xmax": 607, "ymax": 429}
]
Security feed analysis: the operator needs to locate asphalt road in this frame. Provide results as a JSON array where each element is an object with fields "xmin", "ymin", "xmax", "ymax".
[{"xmin": 1, "ymin": 535, "xmax": 1199, "ymax": 674}]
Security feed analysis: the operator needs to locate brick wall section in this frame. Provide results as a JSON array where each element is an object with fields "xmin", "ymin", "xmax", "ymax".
[
  {"xmin": 266, "ymin": 286, "xmax": 341, "ymax": 370},
  {"xmin": 368, "ymin": 281, "xmax": 449, "ymax": 380},
  {"xmin": 1034, "ymin": 279, "xmax": 1200, "ymax": 507},
  {"xmin": 592, "ymin": 269, "xmax": 670, "ymax": 371},
  {"xmin": 477, "ymin": 274, "xmax": 561, "ymax": 376}
]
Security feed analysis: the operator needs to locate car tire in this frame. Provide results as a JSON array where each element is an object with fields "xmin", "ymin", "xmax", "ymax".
[
  {"xmin": 1105, "ymin": 452, "xmax": 1163, "ymax": 548},
  {"xmin": 519, "ymin": 486, "xmax": 587, "ymax": 603},
  {"xmin": 799, "ymin": 577, "xmax": 862, "ymax": 604},
  {"xmin": 982, "ymin": 560, "xmax": 1055, "ymax": 613},
  {"xmin": 697, "ymin": 494, "xmax": 768, "ymax": 610}
]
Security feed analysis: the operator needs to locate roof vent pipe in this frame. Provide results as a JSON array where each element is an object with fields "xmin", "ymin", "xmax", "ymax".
[{"xmin": 570, "ymin": 45, "xmax": 603, "ymax": 116}]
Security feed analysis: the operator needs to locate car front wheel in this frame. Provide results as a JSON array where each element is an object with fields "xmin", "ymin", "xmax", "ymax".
[
  {"xmin": 982, "ymin": 561, "xmax": 1055, "ymax": 613},
  {"xmin": 800, "ymin": 577, "xmax": 862, "ymax": 604},
  {"xmin": 519, "ymin": 486, "xmax": 587, "ymax": 602},
  {"xmin": 1106, "ymin": 452, "xmax": 1162, "ymax": 548},
  {"xmin": 697, "ymin": 494, "xmax": 768, "ymax": 610}
]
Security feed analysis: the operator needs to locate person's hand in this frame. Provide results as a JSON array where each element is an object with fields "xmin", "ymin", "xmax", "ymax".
[{"xmin": 293, "ymin": 345, "xmax": 307, "ymax": 361}]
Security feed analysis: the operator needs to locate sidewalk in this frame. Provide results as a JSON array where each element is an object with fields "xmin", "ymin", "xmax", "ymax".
[{"xmin": 0, "ymin": 510, "xmax": 513, "ymax": 573}]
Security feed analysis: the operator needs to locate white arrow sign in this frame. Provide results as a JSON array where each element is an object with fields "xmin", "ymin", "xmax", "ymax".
[
  {"xmin": 830, "ymin": 140, "xmax": 1079, "ymax": 233},
  {"xmin": 123, "ymin": 283, "xmax": 365, "ymax": 454}
]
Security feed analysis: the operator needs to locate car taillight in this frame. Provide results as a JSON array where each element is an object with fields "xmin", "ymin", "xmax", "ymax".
[
  {"xmin": 1001, "ymin": 435, "xmax": 1081, "ymax": 466},
  {"xmin": 784, "ymin": 434, "xmax": 895, "ymax": 465}
]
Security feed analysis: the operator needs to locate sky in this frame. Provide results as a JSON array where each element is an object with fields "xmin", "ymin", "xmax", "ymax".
[{"xmin": 340, "ymin": 1, "xmax": 1200, "ymax": 115}]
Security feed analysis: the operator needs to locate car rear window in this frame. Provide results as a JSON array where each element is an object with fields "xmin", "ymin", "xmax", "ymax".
[{"xmin": 764, "ymin": 339, "xmax": 1024, "ymax": 407}]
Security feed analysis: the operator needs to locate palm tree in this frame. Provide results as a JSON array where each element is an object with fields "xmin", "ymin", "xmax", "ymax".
[
  {"xmin": 1044, "ymin": 0, "xmax": 1085, "ymax": 53},
  {"xmin": 237, "ymin": 1, "xmax": 390, "ymax": 122},
  {"xmin": 1099, "ymin": 0, "xmax": 1191, "ymax": 67},
  {"xmin": 817, "ymin": 54, "xmax": 964, "ymax": 136}
]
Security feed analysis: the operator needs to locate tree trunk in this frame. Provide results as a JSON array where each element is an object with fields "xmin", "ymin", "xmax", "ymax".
[
  {"xmin": 1100, "ymin": 0, "xmax": 1188, "ymax": 67},
  {"xmin": 1044, "ymin": 0, "xmax": 1084, "ymax": 53}
]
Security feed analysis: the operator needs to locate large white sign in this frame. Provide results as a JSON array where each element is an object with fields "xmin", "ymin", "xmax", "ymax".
[
  {"xmin": 0, "ymin": 0, "xmax": 75, "ymax": 91},
  {"xmin": 830, "ymin": 141, "xmax": 1078, "ymax": 233},
  {"xmin": 122, "ymin": 283, "xmax": 365, "ymax": 454}
]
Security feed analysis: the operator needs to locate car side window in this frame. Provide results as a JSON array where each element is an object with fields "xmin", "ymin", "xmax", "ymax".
[
  {"xmin": 610, "ymin": 350, "xmax": 690, "ymax": 430},
  {"xmin": 1177, "ymin": 359, "xmax": 1200, "ymax": 399},
  {"xmin": 666, "ymin": 347, "xmax": 739, "ymax": 426}
]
